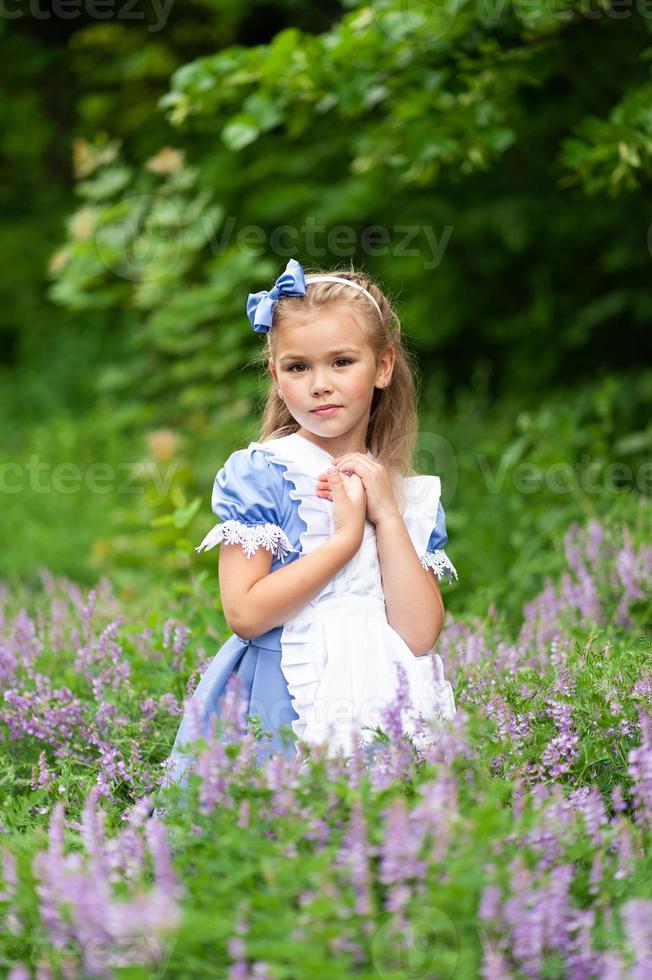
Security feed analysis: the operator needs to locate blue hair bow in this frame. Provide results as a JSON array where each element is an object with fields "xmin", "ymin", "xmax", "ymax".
[{"xmin": 246, "ymin": 258, "xmax": 307, "ymax": 334}]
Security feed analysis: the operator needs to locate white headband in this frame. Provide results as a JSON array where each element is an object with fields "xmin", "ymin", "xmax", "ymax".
[{"xmin": 304, "ymin": 274, "xmax": 383, "ymax": 320}]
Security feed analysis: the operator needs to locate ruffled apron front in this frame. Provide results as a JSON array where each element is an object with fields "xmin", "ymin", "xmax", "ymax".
[
  {"xmin": 250, "ymin": 433, "xmax": 457, "ymax": 758},
  {"xmin": 280, "ymin": 591, "xmax": 456, "ymax": 758}
]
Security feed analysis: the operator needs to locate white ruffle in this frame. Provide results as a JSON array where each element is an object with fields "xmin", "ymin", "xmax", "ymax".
[
  {"xmin": 276, "ymin": 603, "xmax": 326, "ymax": 742},
  {"xmin": 194, "ymin": 518, "xmax": 298, "ymax": 563},
  {"xmin": 249, "ymin": 435, "xmax": 336, "ymax": 559},
  {"xmin": 401, "ymin": 474, "xmax": 442, "ymax": 556},
  {"xmin": 421, "ymin": 549, "xmax": 458, "ymax": 584}
]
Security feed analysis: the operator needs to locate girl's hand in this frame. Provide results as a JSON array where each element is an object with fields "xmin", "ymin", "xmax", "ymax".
[
  {"xmin": 324, "ymin": 465, "xmax": 367, "ymax": 551},
  {"xmin": 316, "ymin": 454, "xmax": 400, "ymax": 527}
]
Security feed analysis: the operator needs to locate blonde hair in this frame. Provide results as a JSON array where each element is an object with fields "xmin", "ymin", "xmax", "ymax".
[{"xmin": 249, "ymin": 262, "xmax": 423, "ymax": 511}]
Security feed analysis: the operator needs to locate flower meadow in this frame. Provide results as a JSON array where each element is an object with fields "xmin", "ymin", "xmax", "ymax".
[{"xmin": 0, "ymin": 498, "xmax": 651, "ymax": 978}]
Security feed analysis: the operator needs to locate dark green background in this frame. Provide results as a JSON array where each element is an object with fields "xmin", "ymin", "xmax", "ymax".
[{"xmin": 1, "ymin": 0, "xmax": 650, "ymax": 629}]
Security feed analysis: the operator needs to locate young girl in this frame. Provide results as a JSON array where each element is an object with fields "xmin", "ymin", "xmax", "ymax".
[{"xmin": 163, "ymin": 257, "xmax": 458, "ymax": 784}]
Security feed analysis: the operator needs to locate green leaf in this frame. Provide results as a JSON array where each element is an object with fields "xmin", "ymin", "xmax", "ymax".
[{"xmin": 222, "ymin": 114, "xmax": 260, "ymax": 151}]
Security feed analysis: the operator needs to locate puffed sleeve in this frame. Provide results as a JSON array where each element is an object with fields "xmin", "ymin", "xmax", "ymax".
[
  {"xmin": 194, "ymin": 447, "xmax": 299, "ymax": 564},
  {"xmin": 420, "ymin": 500, "xmax": 459, "ymax": 584}
]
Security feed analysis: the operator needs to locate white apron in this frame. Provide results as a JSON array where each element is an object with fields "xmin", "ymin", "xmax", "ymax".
[{"xmin": 249, "ymin": 432, "xmax": 457, "ymax": 758}]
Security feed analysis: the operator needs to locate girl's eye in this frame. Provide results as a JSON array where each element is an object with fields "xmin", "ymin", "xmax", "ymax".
[{"xmin": 287, "ymin": 358, "xmax": 352, "ymax": 373}]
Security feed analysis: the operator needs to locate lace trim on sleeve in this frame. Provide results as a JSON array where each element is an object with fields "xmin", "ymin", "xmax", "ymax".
[
  {"xmin": 195, "ymin": 519, "xmax": 299, "ymax": 563},
  {"xmin": 420, "ymin": 549, "xmax": 459, "ymax": 584}
]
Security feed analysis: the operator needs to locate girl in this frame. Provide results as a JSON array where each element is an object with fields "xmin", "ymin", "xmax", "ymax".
[{"xmin": 162, "ymin": 257, "xmax": 458, "ymax": 785}]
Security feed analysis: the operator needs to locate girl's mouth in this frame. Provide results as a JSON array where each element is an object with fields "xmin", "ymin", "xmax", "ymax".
[{"xmin": 311, "ymin": 406, "xmax": 341, "ymax": 417}]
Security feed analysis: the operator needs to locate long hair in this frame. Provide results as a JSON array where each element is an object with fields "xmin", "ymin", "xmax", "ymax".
[{"xmin": 249, "ymin": 262, "xmax": 423, "ymax": 512}]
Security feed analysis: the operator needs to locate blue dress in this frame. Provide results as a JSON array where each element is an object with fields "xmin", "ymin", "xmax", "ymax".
[{"xmin": 161, "ymin": 431, "xmax": 458, "ymax": 788}]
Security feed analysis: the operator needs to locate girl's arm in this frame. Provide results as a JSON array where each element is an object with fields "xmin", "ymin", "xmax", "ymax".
[
  {"xmin": 220, "ymin": 531, "xmax": 358, "ymax": 641},
  {"xmin": 375, "ymin": 513, "xmax": 445, "ymax": 656}
]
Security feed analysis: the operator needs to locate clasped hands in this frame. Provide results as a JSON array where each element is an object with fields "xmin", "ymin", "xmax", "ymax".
[{"xmin": 315, "ymin": 452, "xmax": 401, "ymax": 526}]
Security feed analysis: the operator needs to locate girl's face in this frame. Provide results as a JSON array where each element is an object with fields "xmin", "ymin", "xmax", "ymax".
[{"xmin": 269, "ymin": 309, "xmax": 394, "ymax": 452}]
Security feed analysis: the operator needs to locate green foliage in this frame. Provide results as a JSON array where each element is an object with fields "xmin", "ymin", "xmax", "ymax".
[
  {"xmin": 9, "ymin": 0, "xmax": 641, "ymax": 438},
  {"xmin": 561, "ymin": 75, "xmax": 652, "ymax": 194},
  {"xmin": 437, "ymin": 367, "xmax": 652, "ymax": 627},
  {"xmin": 0, "ymin": 509, "xmax": 650, "ymax": 974}
]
